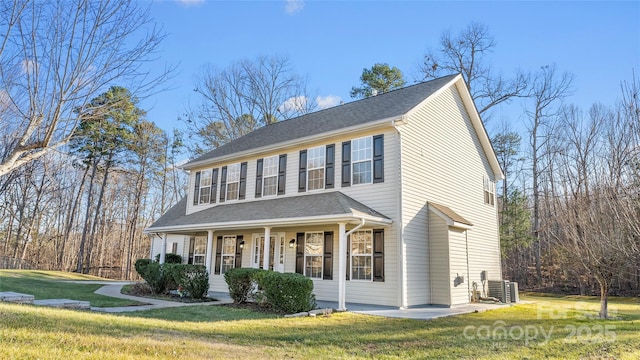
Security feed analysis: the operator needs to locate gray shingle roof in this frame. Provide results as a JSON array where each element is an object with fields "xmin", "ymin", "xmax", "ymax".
[
  {"xmin": 147, "ymin": 192, "xmax": 390, "ymax": 232},
  {"xmin": 185, "ymin": 74, "xmax": 458, "ymax": 167}
]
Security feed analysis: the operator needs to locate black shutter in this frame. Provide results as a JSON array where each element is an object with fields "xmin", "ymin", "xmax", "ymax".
[
  {"xmin": 346, "ymin": 234, "xmax": 351, "ymax": 280},
  {"xmin": 235, "ymin": 235, "xmax": 243, "ymax": 268},
  {"xmin": 298, "ymin": 150, "xmax": 307, "ymax": 192},
  {"xmin": 214, "ymin": 236, "xmax": 223, "ymax": 275},
  {"xmin": 277, "ymin": 154, "xmax": 287, "ymax": 195},
  {"xmin": 325, "ymin": 144, "xmax": 335, "ymax": 189},
  {"xmin": 373, "ymin": 134, "xmax": 384, "ymax": 183},
  {"xmin": 255, "ymin": 159, "xmax": 263, "ymax": 198},
  {"xmin": 323, "ymin": 231, "xmax": 333, "ymax": 280},
  {"xmin": 219, "ymin": 166, "xmax": 227, "ymax": 203},
  {"xmin": 373, "ymin": 229, "xmax": 384, "ymax": 281},
  {"xmin": 187, "ymin": 236, "xmax": 194, "ymax": 264},
  {"xmin": 239, "ymin": 162, "xmax": 248, "ymax": 200},
  {"xmin": 295, "ymin": 232, "xmax": 305, "ymax": 274},
  {"xmin": 193, "ymin": 171, "xmax": 201, "ymax": 205},
  {"xmin": 210, "ymin": 168, "xmax": 219, "ymax": 204},
  {"xmin": 341, "ymin": 141, "xmax": 351, "ymax": 187}
]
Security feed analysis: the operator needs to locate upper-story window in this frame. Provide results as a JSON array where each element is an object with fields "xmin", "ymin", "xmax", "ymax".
[
  {"xmin": 342, "ymin": 134, "xmax": 384, "ymax": 187},
  {"xmin": 226, "ymin": 163, "xmax": 241, "ymax": 200},
  {"xmin": 256, "ymin": 155, "xmax": 287, "ymax": 198},
  {"xmin": 298, "ymin": 145, "xmax": 334, "ymax": 193},
  {"xmin": 307, "ymin": 146, "xmax": 325, "ymax": 191},
  {"xmin": 263, "ymin": 156, "xmax": 278, "ymax": 196},
  {"xmin": 192, "ymin": 168, "xmax": 218, "ymax": 206},
  {"xmin": 351, "ymin": 136, "xmax": 373, "ymax": 185},
  {"xmin": 484, "ymin": 176, "xmax": 495, "ymax": 206}
]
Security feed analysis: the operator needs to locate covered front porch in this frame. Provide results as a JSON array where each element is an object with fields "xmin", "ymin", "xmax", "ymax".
[{"xmin": 146, "ymin": 192, "xmax": 393, "ymax": 310}]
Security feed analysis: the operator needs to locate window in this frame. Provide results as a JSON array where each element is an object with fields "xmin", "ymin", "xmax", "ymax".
[
  {"xmin": 484, "ymin": 176, "xmax": 495, "ymax": 206},
  {"xmin": 304, "ymin": 232, "xmax": 323, "ymax": 278},
  {"xmin": 199, "ymin": 169, "xmax": 212, "ymax": 204},
  {"xmin": 342, "ymin": 134, "xmax": 383, "ymax": 187},
  {"xmin": 307, "ymin": 146, "xmax": 325, "ymax": 191},
  {"xmin": 189, "ymin": 236, "xmax": 207, "ymax": 265},
  {"xmin": 220, "ymin": 235, "xmax": 236, "ymax": 275},
  {"xmin": 263, "ymin": 156, "xmax": 278, "ymax": 196},
  {"xmin": 166, "ymin": 242, "xmax": 178, "ymax": 254},
  {"xmin": 350, "ymin": 230, "xmax": 373, "ymax": 281},
  {"xmin": 226, "ymin": 163, "xmax": 241, "ymax": 200},
  {"xmin": 352, "ymin": 136, "xmax": 372, "ymax": 185}
]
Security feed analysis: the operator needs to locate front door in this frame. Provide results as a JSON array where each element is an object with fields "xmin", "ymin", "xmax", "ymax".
[{"xmin": 251, "ymin": 233, "xmax": 285, "ymax": 271}]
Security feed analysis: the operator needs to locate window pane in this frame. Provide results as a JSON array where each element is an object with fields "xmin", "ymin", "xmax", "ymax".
[
  {"xmin": 305, "ymin": 255, "xmax": 322, "ymax": 278},
  {"xmin": 199, "ymin": 187, "xmax": 210, "ymax": 204},
  {"xmin": 227, "ymin": 163, "xmax": 241, "ymax": 182},
  {"xmin": 194, "ymin": 237, "xmax": 207, "ymax": 253},
  {"xmin": 226, "ymin": 182, "xmax": 239, "ymax": 200},
  {"xmin": 263, "ymin": 156, "xmax": 278, "ymax": 177},
  {"xmin": 308, "ymin": 168, "xmax": 324, "ymax": 190},
  {"xmin": 263, "ymin": 176, "xmax": 277, "ymax": 196},
  {"xmin": 200, "ymin": 169, "xmax": 212, "ymax": 187},
  {"xmin": 352, "ymin": 161, "xmax": 372, "ymax": 185},
  {"xmin": 305, "ymin": 232, "xmax": 323, "ymax": 255}
]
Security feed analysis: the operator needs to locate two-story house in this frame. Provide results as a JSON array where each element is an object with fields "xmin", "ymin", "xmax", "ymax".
[{"xmin": 145, "ymin": 74, "xmax": 503, "ymax": 310}]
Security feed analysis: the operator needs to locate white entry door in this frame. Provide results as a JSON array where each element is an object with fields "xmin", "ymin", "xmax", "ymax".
[{"xmin": 251, "ymin": 233, "xmax": 285, "ymax": 272}]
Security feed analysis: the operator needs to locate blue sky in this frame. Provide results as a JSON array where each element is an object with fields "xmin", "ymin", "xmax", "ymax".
[{"xmin": 141, "ymin": 0, "xmax": 640, "ymax": 135}]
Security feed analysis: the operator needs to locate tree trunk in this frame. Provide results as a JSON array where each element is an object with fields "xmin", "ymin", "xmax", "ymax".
[
  {"xmin": 599, "ymin": 281, "xmax": 609, "ymax": 319},
  {"xmin": 77, "ymin": 158, "xmax": 99, "ymax": 273}
]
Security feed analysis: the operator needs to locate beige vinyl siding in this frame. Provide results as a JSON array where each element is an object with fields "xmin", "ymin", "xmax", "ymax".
[
  {"xmin": 428, "ymin": 212, "xmax": 449, "ymax": 305},
  {"xmin": 399, "ymin": 84, "xmax": 501, "ymax": 306},
  {"xmin": 449, "ymin": 228, "xmax": 470, "ymax": 305}
]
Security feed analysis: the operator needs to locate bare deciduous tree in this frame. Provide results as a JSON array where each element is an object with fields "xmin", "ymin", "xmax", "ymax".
[
  {"xmin": 182, "ymin": 55, "xmax": 314, "ymax": 154},
  {"xmin": 0, "ymin": 0, "xmax": 167, "ymax": 177},
  {"xmin": 418, "ymin": 22, "xmax": 529, "ymax": 117}
]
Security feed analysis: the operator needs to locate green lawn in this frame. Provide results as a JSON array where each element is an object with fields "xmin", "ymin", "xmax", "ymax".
[
  {"xmin": 0, "ymin": 270, "xmax": 639, "ymax": 359},
  {"xmin": 0, "ymin": 270, "xmax": 145, "ymax": 307}
]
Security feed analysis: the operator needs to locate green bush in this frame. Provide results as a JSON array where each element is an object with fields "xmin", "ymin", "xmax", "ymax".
[
  {"xmin": 224, "ymin": 268, "xmax": 267, "ymax": 304},
  {"xmin": 134, "ymin": 258, "xmax": 152, "ymax": 275},
  {"xmin": 163, "ymin": 263, "xmax": 186, "ymax": 291},
  {"xmin": 262, "ymin": 272, "xmax": 315, "ymax": 313},
  {"xmin": 135, "ymin": 261, "xmax": 168, "ymax": 294},
  {"xmin": 181, "ymin": 264, "xmax": 209, "ymax": 300},
  {"xmin": 154, "ymin": 253, "xmax": 182, "ymax": 264}
]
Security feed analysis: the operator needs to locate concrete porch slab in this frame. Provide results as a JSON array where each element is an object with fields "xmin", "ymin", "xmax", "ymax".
[{"xmin": 0, "ymin": 291, "xmax": 35, "ymax": 304}]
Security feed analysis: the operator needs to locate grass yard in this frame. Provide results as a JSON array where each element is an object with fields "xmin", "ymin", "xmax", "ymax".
[
  {"xmin": 1, "ymin": 270, "xmax": 639, "ymax": 359},
  {"xmin": 0, "ymin": 270, "xmax": 145, "ymax": 307}
]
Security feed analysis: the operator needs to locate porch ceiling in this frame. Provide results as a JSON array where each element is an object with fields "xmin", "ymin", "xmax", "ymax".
[{"xmin": 145, "ymin": 191, "xmax": 392, "ymax": 234}]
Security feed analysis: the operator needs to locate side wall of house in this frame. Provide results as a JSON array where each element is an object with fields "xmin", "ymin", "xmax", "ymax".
[
  {"xmin": 449, "ymin": 228, "xmax": 471, "ymax": 305},
  {"xmin": 428, "ymin": 212, "xmax": 449, "ymax": 305},
  {"xmin": 399, "ymin": 83, "xmax": 501, "ymax": 306}
]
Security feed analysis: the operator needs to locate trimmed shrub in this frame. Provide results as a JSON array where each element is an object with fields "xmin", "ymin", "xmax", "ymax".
[
  {"xmin": 134, "ymin": 258, "xmax": 152, "ymax": 275},
  {"xmin": 181, "ymin": 264, "xmax": 209, "ymax": 300},
  {"xmin": 163, "ymin": 263, "xmax": 186, "ymax": 291},
  {"xmin": 135, "ymin": 261, "xmax": 168, "ymax": 294},
  {"xmin": 154, "ymin": 253, "xmax": 182, "ymax": 264},
  {"xmin": 262, "ymin": 272, "xmax": 315, "ymax": 313},
  {"xmin": 224, "ymin": 268, "xmax": 267, "ymax": 304}
]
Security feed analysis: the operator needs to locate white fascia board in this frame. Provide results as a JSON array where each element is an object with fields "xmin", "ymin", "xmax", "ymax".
[
  {"xmin": 144, "ymin": 213, "xmax": 392, "ymax": 234},
  {"xmin": 182, "ymin": 116, "xmax": 399, "ymax": 170}
]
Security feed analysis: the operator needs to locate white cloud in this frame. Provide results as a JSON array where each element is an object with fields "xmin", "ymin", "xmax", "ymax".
[
  {"xmin": 316, "ymin": 95, "xmax": 341, "ymax": 110},
  {"xmin": 279, "ymin": 95, "xmax": 308, "ymax": 113},
  {"xmin": 284, "ymin": 0, "xmax": 304, "ymax": 15},
  {"xmin": 177, "ymin": 0, "xmax": 204, "ymax": 7}
]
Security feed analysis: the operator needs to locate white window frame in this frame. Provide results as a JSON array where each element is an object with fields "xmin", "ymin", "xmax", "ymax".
[
  {"xmin": 304, "ymin": 231, "xmax": 324, "ymax": 279},
  {"xmin": 351, "ymin": 136, "xmax": 373, "ymax": 185},
  {"xmin": 220, "ymin": 235, "xmax": 236, "ymax": 275},
  {"xmin": 350, "ymin": 229, "xmax": 373, "ymax": 281},
  {"xmin": 226, "ymin": 163, "xmax": 241, "ymax": 201},
  {"xmin": 192, "ymin": 236, "xmax": 207, "ymax": 265},
  {"xmin": 262, "ymin": 155, "xmax": 278, "ymax": 197},
  {"xmin": 198, "ymin": 169, "xmax": 212, "ymax": 204},
  {"xmin": 483, "ymin": 176, "xmax": 495, "ymax": 206},
  {"xmin": 307, "ymin": 146, "xmax": 325, "ymax": 191}
]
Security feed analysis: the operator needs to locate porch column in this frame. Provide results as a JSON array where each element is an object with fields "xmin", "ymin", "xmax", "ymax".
[
  {"xmin": 205, "ymin": 230, "xmax": 214, "ymax": 274},
  {"xmin": 262, "ymin": 227, "xmax": 271, "ymax": 270},
  {"xmin": 338, "ymin": 222, "xmax": 347, "ymax": 311},
  {"xmin": 159, "ymin": 233, "xmax": 167, "ymax": 264}
]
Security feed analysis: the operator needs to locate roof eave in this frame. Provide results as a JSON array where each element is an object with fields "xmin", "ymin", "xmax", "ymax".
[
  {"xmin": 182, "ymin": 115, "xmax": 400, "ymax": 170},
  {"xmin": 144, "ymin": 213, "xmax": 393, "ymax": 234}
]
